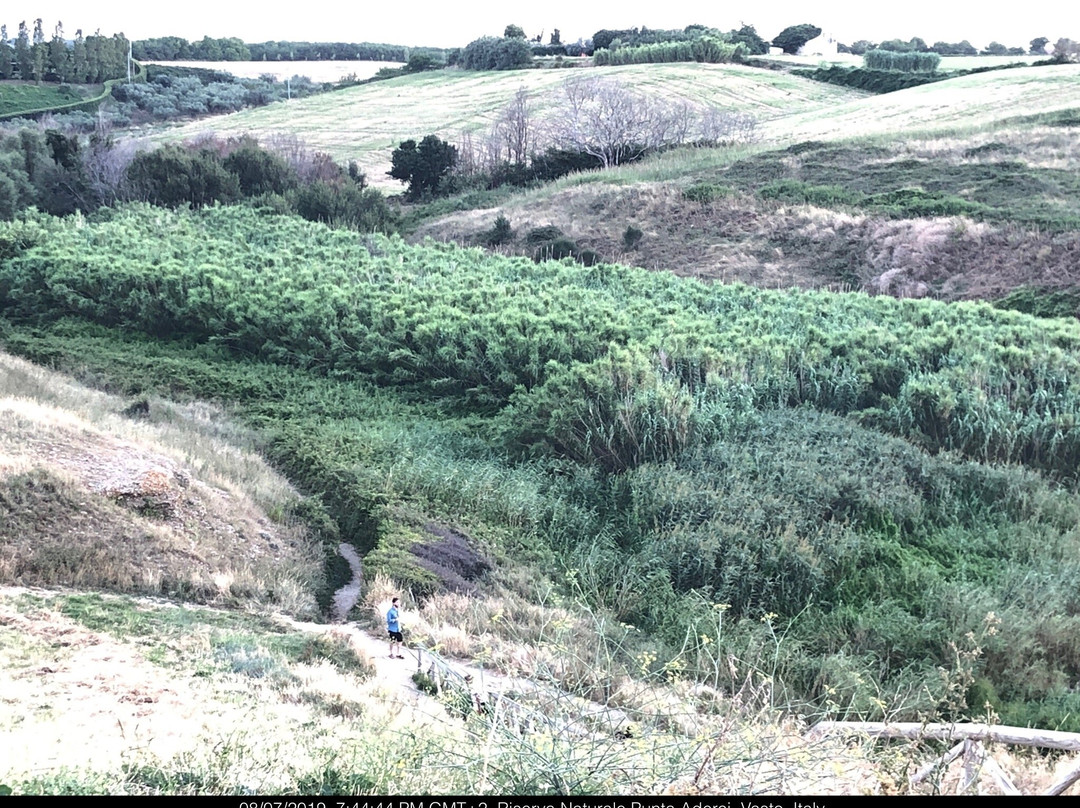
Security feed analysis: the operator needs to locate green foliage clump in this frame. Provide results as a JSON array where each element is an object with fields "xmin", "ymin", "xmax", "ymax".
[
  {"xmin": 771, "ymin": 24, "xmax": 821, "ymax": 55},
  {"xmin": 993, "ymin": 287, "xmax": 1080, "ymax": 320},
  {"xmin": 863, "ymin": 49, "xmax": 942, "ymax": 73},
  {"xmin": 622, "ymin": 225, "xmax": 643, "ymax": 251},
  {"xmin": 792, "ymin": 65, "xmax": 942, "ymax": 93},
  {"xmin": 523, "ymin": 225, "xmax": 598, "ymax": 265},
  {"xmin": 458, "ymin": 36, "xmax": 533, "ymax": 70},
  {"xmin": 389, "ymin": 135, "xmax": 458, "ymax": 200},
  {"xmin": 482, "ymin": 214, "xmax": 514, "ymax": 246},
  {"xmin": 127, "ymin": 144, "xmax": 241, "ymax": 209},
  {"xmin": 7, "ymin": 207, "xmax": 1080, "ymax": 725},
  {"xmin": 682, "ymin": 183, "xmax": 733, "ymax": 204},
  {"xmin": 592, "ymin": 37, "xmax": 745, "ymax": 66},
  {"xmin": 759, "ymin": 179, "xmax": 863, "ymax": 208}
]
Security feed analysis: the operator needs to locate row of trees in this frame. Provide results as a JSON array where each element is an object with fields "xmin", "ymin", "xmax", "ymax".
[
  {"xmin": 1, "ymin": 20, "xmax": 129, "ymax": 84},
  {"xmin": 845, "ymin": 35, "xmax": 1060, "ymax": 56},
  {"xmin": 131, "ymin": 36, "xmax": 426, "ymax": 63}
]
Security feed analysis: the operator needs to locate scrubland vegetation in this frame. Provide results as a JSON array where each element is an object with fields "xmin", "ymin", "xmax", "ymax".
[{"xmin": 4, "ymin": 15, "xmax": 1080, "ymax": 797}]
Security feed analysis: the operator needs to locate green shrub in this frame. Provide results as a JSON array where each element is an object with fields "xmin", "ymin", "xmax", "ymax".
[
  {"xmin": 993, "ymin": 287, "xmax": 1080, "ymax": 320},
  {"xmin": 759, "ymin": 179, "xmax": 863, "ymax": 207},
  {"xmin": 126, "ymin": 145, "xmax": 240, "ymax": 208},
  {"xmin": 622, "ymin": 225, "xmax": 643, "ymax": 251},
  {"xmin": 792, "ymin": 65, "xmax": 942, "ymax": 93},
  {"xmin": 682, "ymin": 183, "xmax": 733, "ymax": 204},
  {"xmin": 525, "ymin": 225, "xmax": 565, "ymax": 244},
  {"xmin": 863, "ymin": 49, "xmax": 941, "ymax": 73},
  {"xmin": 482, "ymin": 214, "xmax": 514, "ymax": 246}
]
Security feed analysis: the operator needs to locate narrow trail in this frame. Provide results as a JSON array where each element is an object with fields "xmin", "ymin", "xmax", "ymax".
[
  {"xmin": 306, "ymin": 548, "xmax": 636, "ymax": 735},
  {"xmin": 329, "ymin": 543, "xmax": 363, "ymax": 623}
]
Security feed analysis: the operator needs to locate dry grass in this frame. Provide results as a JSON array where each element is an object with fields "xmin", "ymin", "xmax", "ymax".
[
  {"xmin": 758, "ymin": 64, "xmax": 1080, "ymax": 145},
  {"xmin": 414, "ymin": 113, "xmax": 1080, "ymax": 304},
  {"xmin": 352, "ymin": 575, "xmax": 1080, "ymax": 795},
  {"xmin": 144, "ymin": 63, "xmax": 859, "ymax": 189},
  {"xmin": 0, "ymin": 352, "xmax": 323, "ymax": 617}
]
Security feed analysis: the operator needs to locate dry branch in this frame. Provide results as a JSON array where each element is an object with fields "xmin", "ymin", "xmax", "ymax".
[{"xmin": 809, "ymin": 721, "xmax": 1080, "ymax": 751}]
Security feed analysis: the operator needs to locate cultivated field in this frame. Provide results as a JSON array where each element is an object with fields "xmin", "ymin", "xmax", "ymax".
[
  {"xmin": 759, "ymin": 63, "xmax": 1080, "ymax": 143},
  {"xmin": 148, "ymin": 63, "xmax": 861, "ymax": 189},
  {"xmin": 145, "ymin": 62, "xmax": 1080, "ymax": 192}
]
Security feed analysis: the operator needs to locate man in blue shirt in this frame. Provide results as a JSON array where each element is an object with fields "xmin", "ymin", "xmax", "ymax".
[{"xmin": 387, "ymin": 597, "xmax": 404, "ymax": 659}]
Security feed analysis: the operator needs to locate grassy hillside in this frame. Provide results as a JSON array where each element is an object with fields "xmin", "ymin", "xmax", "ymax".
[
  {"xmin": 757, "ymin": 64, "xmax": 1080, "ymax": 144},
  {"xmin": 4, "ymin": 205, "xmax": 1080, "ymax": 739},
  {"xmin": 5, "ymin": 58, "xmax": 1080, "ymax": 794},
  {"xmin": 147, "ymin": 63, "xmax": 862, "ymax": 188},
  {"xmin": 412, "ymin": 64, "xmax": 1080, "ymax": 311},
  {"xmin": 0, "ymin": 355, "xmax": 885, "ymax": 796},
  {"xmin": 0, "ymin": 81, "xmax": 95, "ymax": 117},
  {"xmin": 0, "ymin": 351, "xmax": 322, "ymax": 613}
]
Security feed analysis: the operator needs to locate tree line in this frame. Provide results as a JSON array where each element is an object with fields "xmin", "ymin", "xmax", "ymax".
[
  {"xmin": 1, "ymin": 19, "xmax": 129, "ymax": 84},
  {"xmin": 131, "ymin": 36, "xmax": 441, "ymax": 63}
]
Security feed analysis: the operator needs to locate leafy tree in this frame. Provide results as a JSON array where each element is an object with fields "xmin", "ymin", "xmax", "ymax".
[
  {"xmin": 126, "ymin": 144, "xmax": 240, "ymax": 208},
  {"xmin": 849, "ymin": 39, "xmax": 876, "ymax": 55},
  {"xmin": 981, "ymin": 41, "xmax": 1008, "ymax": 55},
  {"xmin": 1053, "ymin": 38, "xmax": 1080, "ymax": 63},
  {"xmin": 31, "ymin": 18, "xmax": 46, "ymax": 84},
  {"xmin": 15, "ymin": 21, "xmax": 32, "ymax": 79},
  {"xmin": 222, "ymin": 141, "xmax": 297, "ymax": 196},
  {"xmin": 1030, "ymin": 37, "xmax": 1050, "ymax": 54},
  {"xmin": 290, "ymin": 180, "xmax": 398, "ymax": 231},
  {"xmin": 930, "ymin": 40, "xmax": 977, "ymax": 56},
  {"xmin": 406, "ymin": 52, "xmax": 442, "ymax": 72},
  {"xmin": 0, "ymin": 25, "xmax": 12, "ymax": 80},
  {"xmin": 726, "ymin": 24, "xmax": 768, "ymax": 55},
  {"xmin": 772, "ymin": 24, "xmax": 822, "ymax": 55},
  {"xmin": 550, "ymin": 29, "xmax": 561, "ymax": 46},
  {"xmin": 388, "ymin": 135, "xmax": 457, "ymax": 199},
  {"xmin": 504, "ymin": 24, "xmax": 526, "ymax": 40},
  {"xmin": 48, "ymin": 21, "xmax": 71, "ymax": 82},
  {"xmin": 71, "ymin": 30, "xmax": 88, "ymax": 83},
  {"xmin": 460, "ymin": 36, "xmax": 533, "ymax": 70}
]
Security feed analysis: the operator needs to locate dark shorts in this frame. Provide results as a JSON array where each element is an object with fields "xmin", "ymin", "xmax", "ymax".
[{"xmin": 388, "ymin": 630, "xmax": 403, "ymax": 642}]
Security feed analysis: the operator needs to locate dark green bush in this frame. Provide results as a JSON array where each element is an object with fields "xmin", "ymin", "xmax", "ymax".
[
  {"xmin": 126, "ymin": 145, "xmax": 240, "ymax": 209},
  {"xmin": 482, "ymin": 214, "xmax": 514, "ymax": 246},
  {"xmin": 223, "ymin": 141, "xmax": 297, "ymax": 196},
  {"xmin": 525, "ymin": 225, "xmax": 565, "ymax": 244},
  {"xmin": 682, "ymin": 183, "xmax": 733, "ymax": 204}
]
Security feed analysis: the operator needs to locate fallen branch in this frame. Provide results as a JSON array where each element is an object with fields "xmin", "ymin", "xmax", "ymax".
[
  {"xmin": 809, "ymin": 721, "xmax": 1080, "ymax": 752},
  {"xmin": 1044, "ymin": 756, "xmax": 1080, "ymax": 796}
]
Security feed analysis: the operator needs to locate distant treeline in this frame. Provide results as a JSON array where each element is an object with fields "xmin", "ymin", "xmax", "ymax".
[
  {"xmin": 1, "ymin": 20, "xmax": 129, "ymax": 83},
  {"xmin": 132, "ymin": 36, "xmax": 445, "ymax": 63},
  {"xmin": 591, "ymin": 24, "xmax": 769, "ymax": 57}
]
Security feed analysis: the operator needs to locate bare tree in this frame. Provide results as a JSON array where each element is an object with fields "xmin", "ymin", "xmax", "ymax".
[
  {"xmin": 453, "ymin": 78, "xmax": 757, "ymax": 181},
  {"xmin": 547, "ymin": 76, "xmax": 744, "ymax": 168},
  {"xmin": 83, "ymin": 115, "xmax": 142, "ymax": 204},
  {"xmin": 700, "ymin": 106, "xmax": 758, "ymax": 145},
  {"xmin": 497, "ymin": 87, "xmax": 531, "ymax": 165}
]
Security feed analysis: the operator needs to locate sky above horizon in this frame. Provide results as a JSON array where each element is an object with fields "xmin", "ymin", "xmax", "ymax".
[{"xmin": 1, "ymin": 2, "xmax": 1073, "ymax": 51}]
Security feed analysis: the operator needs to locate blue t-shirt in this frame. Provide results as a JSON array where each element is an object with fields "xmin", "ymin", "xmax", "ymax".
[{"xmin": 387, "ymin": 606, "xmax": 400, "ymax": 633}]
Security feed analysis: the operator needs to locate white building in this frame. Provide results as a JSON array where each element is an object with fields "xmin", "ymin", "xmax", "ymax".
[{"xmin": 798, "ymin": 32, "xmax": 839, "ymax": 58}]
